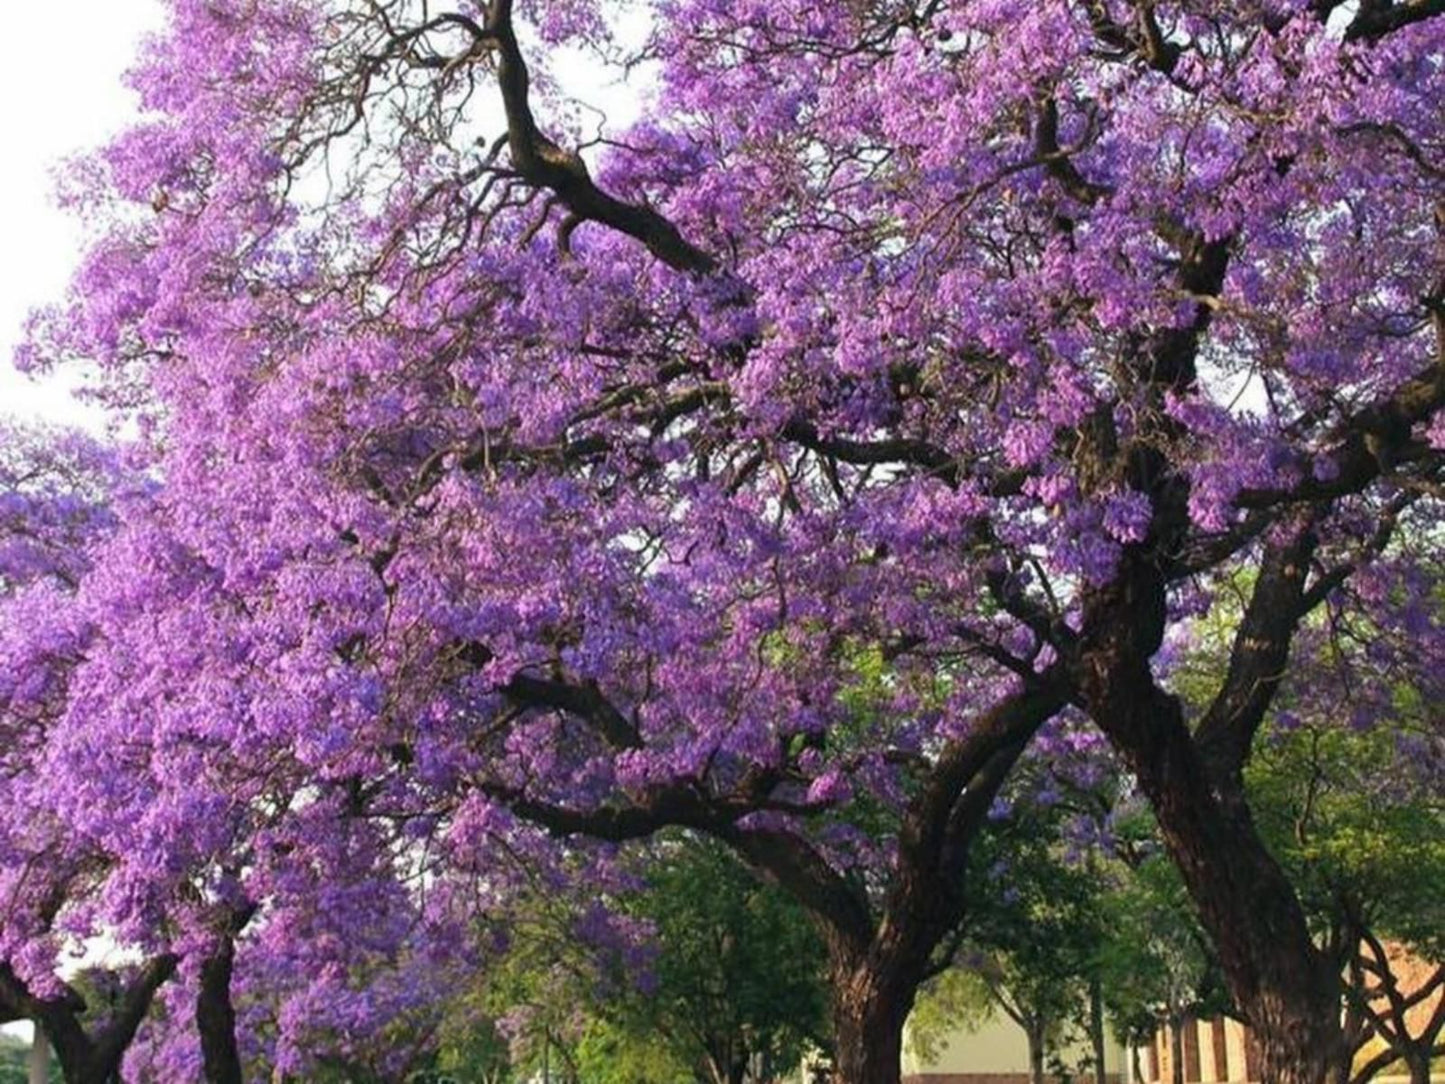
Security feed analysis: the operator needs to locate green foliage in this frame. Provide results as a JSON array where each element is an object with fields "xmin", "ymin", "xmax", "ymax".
[
  {"xmin": 573, "ymin": 1019, "xmax": 692, "ymax": 1084},
  {"xmin": 1093, "ymin": 846, "xmax": 1230, "ymax": 1039},
  {"xmin": 0, "ymin": 1033, "xmax": 57, "ymax": 1084},
  {"xmin": 428, "ymin": 833, "xmax": 828, "ymax": 1084},
  {"xmin": 1246, "ymin": 721, "xmax": 1445, "ymax": 962},
  {"xmin": 908, "ymin": 968, "xmax": 996, "ymax": 1063},
  {"xmin": 913, "ymin": 782, "xmax": 1109, "ymax": 1071},
  {"xmin": 613, "ymin": 833, "xmax": 829, "ymax": 1083},
  {"xmin": 433, "ymin": 1009, "xmax": 514, "ymax": 1084}
]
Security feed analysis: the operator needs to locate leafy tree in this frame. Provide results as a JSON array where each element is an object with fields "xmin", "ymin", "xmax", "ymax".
[
  {"xmin": 612, "ymin": 836, "xmax": 828, "ymax": 1084},
  {"xmin": 433, "ymin": 835, "xmax": 827, "ymax": 1084},
  {"xmin": 4, "ymin": 2, "xmax": 1445, "ymax": 1082},
  {"xmin": 964, "ymin": 812, "xmax": 1105, "ymax": 1084},
  {"xmin": 1094, "ymin": 851, "xmax": 1232, "ymax": 1084},
  {"xmin": 1247, "ymin": 722, "xmax": 1445, "ymax": 1084},
  {"xmin": 573, "ymin": 1019, "xmax": 692, "ymax": 1084},
  {"xmin": 911, "ymin": 759, "xmax": 1113, "ymax": 1084}
]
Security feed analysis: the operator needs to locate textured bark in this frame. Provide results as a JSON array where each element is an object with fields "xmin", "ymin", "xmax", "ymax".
[
  {"xmin": 1089, "ymin": 680, "xmax": 1345, "ymax": 1084},
  {"xmin": 1077, "ymin": 534, "xmax": 1346, "ymax": 1084},
  {"xmin": 829, "ymin": 964, "xmax": 909, "ymax": 1084}
]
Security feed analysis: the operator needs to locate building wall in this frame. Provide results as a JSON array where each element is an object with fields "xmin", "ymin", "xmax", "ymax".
[
  {"xmin": 901, "ymin": 1011, "xmax": 1126, "ymax": 1084},
  {"xmin": 844, "ymin": 941, "xmax": 1443, "ymax": 1084},
  {"xmin": 1133, "ymin": 1006, "xmax": 1445, "ymax": 1084},
  {"xmin": 1136, "ymin": 1017, "xmax": 1260, "ymax": 1084}
]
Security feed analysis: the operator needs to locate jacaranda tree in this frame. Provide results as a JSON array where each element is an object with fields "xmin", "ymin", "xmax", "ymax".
[{"xmin": 4, "ymin": 1, "xmax": 1444, "ymax": 1082}]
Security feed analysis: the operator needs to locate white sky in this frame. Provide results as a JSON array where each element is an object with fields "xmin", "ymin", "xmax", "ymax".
[
  {"xmin": 0, "ymin": 1, "xmax": 645, "ymax": 440},
  {"xmin": 0, "ymin": 0, "xmax": 162, "ymax": 1037},
  {"xmin": 0, "ymin": 0, "xmax": 165, "ymax": 431}
]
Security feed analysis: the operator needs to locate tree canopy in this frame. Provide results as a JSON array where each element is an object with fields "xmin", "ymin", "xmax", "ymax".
[{"xmin": 2, "ymin": 1, "xmax": 1443, "ymax": 1082}]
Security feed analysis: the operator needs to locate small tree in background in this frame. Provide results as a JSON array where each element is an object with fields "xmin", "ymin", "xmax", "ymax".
[{"xmin": 1248, "ymin": 721, "xmax": 1445, "ymax": 1084}]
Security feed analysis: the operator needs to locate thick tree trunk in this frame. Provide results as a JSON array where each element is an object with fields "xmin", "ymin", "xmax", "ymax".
[
  {"xmin": 1079, "ymin": 640, "xmax": 1346, "ymax": 1084},
  {"xmin": 1406, "ymin": 1056, "xmax": 1431, "ymax": 1084},
  {"xmin": 1120, "ymin": 713, "xmax": 1344, "ymax": 1084},
  {"xmin": 197, "ymin": 941, "xmax": 243, "ymax": 1084},
  {"xmin": 1148, "ymin": 743, "xmax": 1343, "ymax": 1084},
  {"xmin": 829, "ymin": 966, "xmax": 911, "ymax": 1084},
  {"xmin": 1169, "ymin": 1019, "xmax": 1185, "ymax": 1084},
  {"xmin": 38, "ymin": 1016, "xmax": 103, "ymax": 1084},
  {"xmin": 8, "ymin": 955, "xmax": 179, "ymax": 1084}
]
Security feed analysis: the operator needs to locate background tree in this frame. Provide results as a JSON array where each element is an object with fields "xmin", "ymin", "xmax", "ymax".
[
  {"xmin": 611, "ymin": 835, "xmax": 828, "ymax": 1084},
  {"xmin": 1247, "ymin": 720, "xmax": 1445, "ymax": 1084},
  {"xmin": 1094, "ymin": 851, "xmax": 1232, "ymax": 1084},
  {"xmin": 431, "ymin": 833, "xmax": 827, "ymax": 1084},
  {"xmin": 911, "ymin": 752, "xmax": 1114, "ymax": 1084}
]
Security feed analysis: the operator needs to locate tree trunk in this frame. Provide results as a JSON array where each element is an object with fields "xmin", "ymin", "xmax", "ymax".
[
  {"xmin": 1157, "ymin": 776, "xmax": 1344, "ymax": 1084},
  {"xmin": 1090, "ymin": 979, "xmax": 1108, "ymax": 1084},
  {"xmin": 9, "ymin": 955, "xmax": 179, "ymax": 1084},
  {"xmin": 1072, "ymin": 483, "xmax": 1350, "ymax": 1084},
  {"xmin": 36, "ymin": 1013, "xmax": 98, "ymax": 1084},
  {"xmin": 1029, "ymin": 1024, "xmax": 1048, "ymax": 1084},
  {"xmin": 829, "ymin": 968, "xmax": 911, "ymax": 1084},
  {"xmin": 1406, "ymin": 1057, "xmax": 1431, "ymax": 1084},
  {"xmin": 28, "ymin": 1028, "xmax": 49, "ymax": 1084},
  {"xmin": 1170, "ymin": 1019, "xmax": 1185, "ymax": 1084},
  {"xmin": 197, "ymin": 941, "xmax": 243, "ymax": 1084},
  {"xmin": 1080, "ymin": 653, "xmax": 1347, "ymax": 1084}
]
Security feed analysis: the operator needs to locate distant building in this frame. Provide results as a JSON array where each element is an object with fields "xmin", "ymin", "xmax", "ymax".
[
  {"xmin": 1129, "ymin": 1015, "xmax": 1260, "ymax": 1084},
  {"xmin": 1128, "ymin": 942, "xmax": 1444, "ymax": 1084},
  {"xmin": 901, "ymin": 1011, "xmax": 1126, "ymax": 1084},
  {"xmin": 900, "ymin": 942, "xmax": 1444, "ymax": 1084}
]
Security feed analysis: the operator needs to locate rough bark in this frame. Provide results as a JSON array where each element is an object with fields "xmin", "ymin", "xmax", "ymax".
[
  {"xmin": 829, "ymin": 962, "xmax": 910, "ymax": 1084},
  {"xmin": 1082, "ymin": 667, "xmax": 1346, "ymax": 1084},
  {"xmin": 1071, "ymin": 478, "xmax": 1349, "ymax": 1084}
]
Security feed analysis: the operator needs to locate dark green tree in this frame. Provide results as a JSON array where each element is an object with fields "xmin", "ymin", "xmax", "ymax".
[
  {"xmin": 610, "ymin": 834, "xmax": 829, "ymax": 1084},
  {"xmin": 912, "ymin": 778, "xmax": 1110, "ymax": 1084},
  {"xmin": 1247, "ymin": 722, "xmax": 1445, "ymax": 1084}
]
